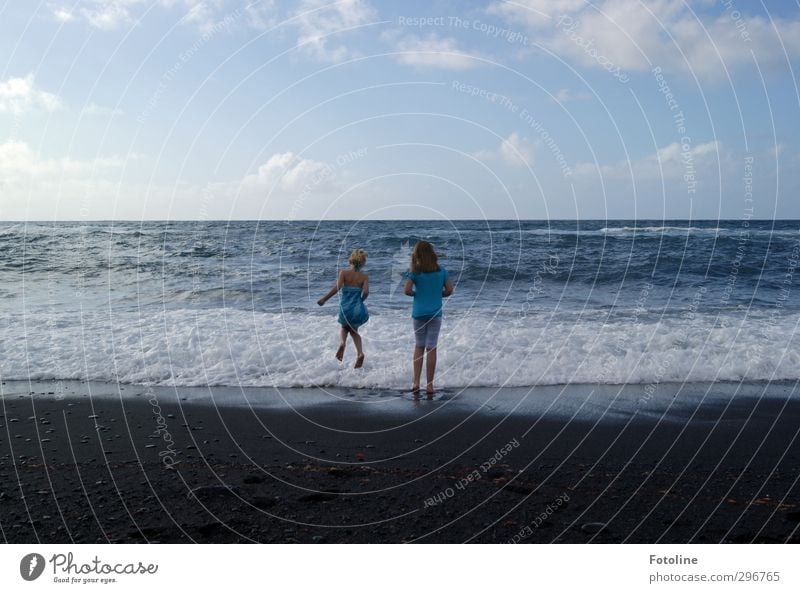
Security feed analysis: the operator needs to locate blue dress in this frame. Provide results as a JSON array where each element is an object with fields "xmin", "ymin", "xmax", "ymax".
[{"xmin": 337, "ymin": 286, "xmax": 369, "ymax": 329}]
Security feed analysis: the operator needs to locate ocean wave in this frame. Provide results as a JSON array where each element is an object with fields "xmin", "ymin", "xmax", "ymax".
[
  {"xmin": 600, "ymin": 226, "xmax": 724, "ymax": 235},
  {"xmin": 598, "ymin": 225, "xmax": 800, "ymax": 239},
  {"xmin": 1, "ymin": 308, "xmax": 798, "ymax": 389}
]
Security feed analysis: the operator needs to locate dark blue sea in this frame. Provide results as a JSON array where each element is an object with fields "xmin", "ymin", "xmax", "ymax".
[{"xmin": 1, "ymin": 220, "xmax": 798, "ymax": 390}]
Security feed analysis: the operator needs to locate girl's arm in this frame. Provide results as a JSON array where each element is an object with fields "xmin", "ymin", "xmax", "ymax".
[
  {"xmin": 361, "ymin": 276, "xmax": 369, "ymax": 301},
  {"xmin": 443, "ymin": 278, "xmax": 454, "ymax": 297},
  {"xmin": 403, "ymin": 279, "xmax": 415, "ymax": 297},
  {"xmin": 317, "ymin": 270, "xmax": 345, "ymax": 305}
]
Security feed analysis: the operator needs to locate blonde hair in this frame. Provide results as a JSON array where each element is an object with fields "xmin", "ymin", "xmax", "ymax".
[
  {"xmin": 348, "ymin": 249, "xmax": 367, "ymax": 271},
  {"xmin": 410, "ymin": 241, "xmax": 439, "ymax": 273}
]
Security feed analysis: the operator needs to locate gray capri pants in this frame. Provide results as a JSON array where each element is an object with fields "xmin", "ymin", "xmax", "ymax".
[{"xmin": 413, "ymin": 316, "xmax": 442, "ymax": 349}]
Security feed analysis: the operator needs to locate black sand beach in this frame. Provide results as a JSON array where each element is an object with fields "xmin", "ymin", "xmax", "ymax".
[{"xmin": 1, "ymin": 381, "xmax": 799, "ymax": 543}]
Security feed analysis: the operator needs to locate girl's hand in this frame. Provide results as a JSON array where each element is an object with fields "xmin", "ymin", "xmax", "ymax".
[{"xmin": 317, "ymin": 297, "xmax": 326, "ymax": 306}]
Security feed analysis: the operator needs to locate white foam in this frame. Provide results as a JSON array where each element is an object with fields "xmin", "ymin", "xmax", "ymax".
[
  {"xmin": 0, "ymin": 307, "xmax": 799, "ymax": 389},
  {"xmin": 597, "ymin": 226, "xmax": 800, "ymax": 239},
  {"xmin": 599, "ymin": 226, "xmax": 723, "ymax": 235}
]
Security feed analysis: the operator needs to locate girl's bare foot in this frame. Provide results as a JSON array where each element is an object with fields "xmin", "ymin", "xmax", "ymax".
[
  {"xmin": 335, "ymin": 343, "xmax": 345, "ymax": 361},
  {"xmin": 354, "ymin": 353, "xmax": 365, "ymax": 369},
  {"xmin": 426, "ymin": 386, "xmax": 435, "ymax": 400}
]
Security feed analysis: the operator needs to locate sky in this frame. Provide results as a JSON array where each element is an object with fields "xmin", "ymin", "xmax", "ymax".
[{"xmin": 0, "ymin": 0, "xmax": 799, "ymax": 220}]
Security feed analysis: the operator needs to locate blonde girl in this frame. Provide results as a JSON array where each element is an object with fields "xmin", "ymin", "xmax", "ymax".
[{"xmin": 318, "ymin": 249, "xmax": 369, "ymax": 368}]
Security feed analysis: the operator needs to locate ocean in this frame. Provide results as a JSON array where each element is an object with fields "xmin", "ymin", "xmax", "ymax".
[{"xmin": 1, "ymin": 219, "xmax": 799, "ymax": 391}]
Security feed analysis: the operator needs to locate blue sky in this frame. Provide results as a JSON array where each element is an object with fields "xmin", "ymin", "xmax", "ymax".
[{"xmin": 1, "ymin": 0, "xmax": 799, "ymax": 220}]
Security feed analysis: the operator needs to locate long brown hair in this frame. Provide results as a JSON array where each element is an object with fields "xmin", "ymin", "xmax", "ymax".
[{"xmin": 410, "ymin": 241, "xmax": 439, "ymax": 273}]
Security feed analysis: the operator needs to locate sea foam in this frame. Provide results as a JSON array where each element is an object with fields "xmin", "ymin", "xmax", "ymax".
[{"xmin": 1, "ymin": 308, "xmax": 798, "ymax": 389}]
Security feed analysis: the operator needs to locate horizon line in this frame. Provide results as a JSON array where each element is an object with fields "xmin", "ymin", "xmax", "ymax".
[{"xmin": 1, "ymin": 218, "xmax": 798, "ymax": 223}]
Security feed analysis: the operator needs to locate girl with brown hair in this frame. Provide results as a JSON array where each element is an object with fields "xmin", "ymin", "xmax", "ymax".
[{"xmin": 403, "ymin": 241, "xmax": 453, "ymax": 398}]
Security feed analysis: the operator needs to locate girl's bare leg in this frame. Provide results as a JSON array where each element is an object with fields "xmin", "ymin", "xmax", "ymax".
[
  {"xmin": 412, "ymin": 346, "xmax": 424, "ymax": 393},
  {"xmin": 336, "ymin": 327, "xmax": 347, "ymax": 361},
  {"xmin": 350, "ymin": 329, "xmax": 365, "ymax": 368},
  {"xmin": 425, "ymin": 347, "xmax": 437, "ymax": 396},
  {"xmin": 349, "ymin": 330, "xmax": 363, "ymax": 357}
]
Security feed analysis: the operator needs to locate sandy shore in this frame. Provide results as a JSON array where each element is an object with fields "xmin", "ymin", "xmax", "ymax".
[{"xmin": 1, "ymin": 381, "xmax": 799, "ymax": 543}]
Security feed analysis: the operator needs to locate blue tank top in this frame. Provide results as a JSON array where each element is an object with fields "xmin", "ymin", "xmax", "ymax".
[{"xmin": 406, "ymin": 267, "xmax": 448, "ymax": 318}]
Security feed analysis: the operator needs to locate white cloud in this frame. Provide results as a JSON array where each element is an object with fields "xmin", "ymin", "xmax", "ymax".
[
  {"xmin": 488, "ymin": 0, "xmax": 800, "ymax": 81},
  {"xmin": 81, "ymin": 102, "xmax": 125, "ymax": 117},
  {"xmin": 0, "ymin": 143, "xmax": 340, "ymax": 220},
  {"xmin": 290, "ymin": 0, "xmax": 377, "ymax": 62},
  {"xmin": 207, "ymin": 152, "xmax": 338, "ymax": 218},
  {"xmin": 487, "ymin": 0, "xmax": 588, "ymax": 29},
  {"xmin": 181, "ymin": 1, "xmax": 217, "ymax": 32},
  {"xmin": 49, "ymin": 1, "xmax": 375, "ymax": 63},
  {"xmin": 50, "ymin": 0, "xmax": 232, "ymax": 31},
  {"xmin": 475, "ymin": 132, "xmax": 536, "ymax": 167},
  {"xmin": 574, "ymin": 139, "xmax": 721, "ymax": 180},
  {"xmin": 0, "ymin": 141, "xmax": 128, "ymax": 176},
  {"xmin": 387, "ymin": 32, "xmax": 481, "ymax": 70},
  {"xmin": 553, "ymin": 87, "xmax": 591, "ymax": 102},
  {"xmin": 242, "ymin": 2, "xmax": 278, "ymax": 30},
  {"xmin": 0, "ymin": 74, "xmax": 61, "ymax": 115},
  {"xmin": 52, "ymin": 7, "xmax": 76, "ymax": 22},
  {"xmin": 238, "ymin": 152, "xmax": 333, "ymax": 193},
  {"xmin": 50, "ymin": 0, "xmax": 141, "ymax": 30},
  {"xmin": 0, "ymin": 141, "xmax": 136, "ymax": 219},
  {"xmin": 81, "ymin": 2, "xmax": 132, "ymax": 30}
]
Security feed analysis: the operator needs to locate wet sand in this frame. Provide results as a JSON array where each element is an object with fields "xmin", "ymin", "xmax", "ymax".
[{"xmin": 1, "ymin": 381, "xmax": 799, "ymax": 543}]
